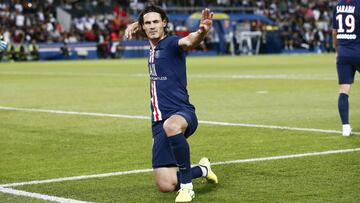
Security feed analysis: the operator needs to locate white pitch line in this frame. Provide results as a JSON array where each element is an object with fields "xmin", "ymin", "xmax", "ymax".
[
  {"xmin": 0, "ymin": 169, "xmax": 153, "ymax": 188},
  {"xmin": 0, "ymin": 106, "xmax": 359, "ymax": 135},
  {"xmin": 1, "ymin": 148, "xmax": 359, "ymax": 188},
  {"xmin": 211, "ymin": 148, "xmax": 360, "ymax": 166},
  {"xmin": 0, "ymin": 71, "xmax": 138, "ymax": 78},
  {"xmin": 0, "ymin": 187, "xmax": 91, "ymax": 203},
  {"xmin": 0, "ymin": 106, "xmax": 149, "ymax": 120},
  {"xmin": 198, "ymin": 120, "xmax": 360, "ymax": 135},
  {"xmin": 189, "ymin": 74, "xmax": 337, "ymax": 81}
]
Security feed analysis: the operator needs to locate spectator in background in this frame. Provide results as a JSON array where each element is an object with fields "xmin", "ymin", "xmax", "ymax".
[
  {"xmin": 64, "ymin": 31, "xmax": 79, "ymax": 43},
  {"xmin": 18, "ymin": 43, "xmax": 27, "ymax": 61},
  {"xmin": 175, "ymin": 25, "xmax": 190, "ymax": 38},
  {"xmin": 60, "ymin": 42, "xmax": 70, "ymax": 59},
  {"xmin": 28, "ymin": 40, "xmax": 39, "ymax": 60},
  {"xmin": 279, "ymin": 18, "xmax": 293, "ymax": 50},
  {"xmin": 8, "ymin": 44, "xmax": 17, "ymax": 61},
  {"xmin": 323, "ymin": 30, "xmax": 334, "ymax": 53},
  {"xmin": 84, "ymin": 27, "xmax": 97, "ymax": 41},
  {"xmin": 0, "ymin": 34, "xmax": 7, "ymax": 60},
  {"xmin": 96, "ymin": 30, "xmax": 109, "ymax": 59},
  {"xmin": 15, "ymin": 10, "xmax": 25, "ymax": 28},
  {"xmin": 208, "ymin": 26, "xmax": 220, "ymax": 54}
]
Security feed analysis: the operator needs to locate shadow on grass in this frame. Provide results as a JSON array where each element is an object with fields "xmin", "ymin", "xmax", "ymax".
[{"xmin": 194, "ymin": 179, "xmax": 219, "ymax": 195}]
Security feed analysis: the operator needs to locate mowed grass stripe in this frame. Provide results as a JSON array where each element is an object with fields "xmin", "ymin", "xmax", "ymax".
[
  {"xmin": 0, "ymin": 106, "xmax": 359, "ymax": 135},
  {"xmin": 0, "ymin": 71, "xmax": 338, "ymax": 80},
  {"xmin": 1, "ymin": 148, "xmax": 359, "ymax": 188}
]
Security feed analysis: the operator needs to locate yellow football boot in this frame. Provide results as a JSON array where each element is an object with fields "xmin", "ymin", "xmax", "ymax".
[
  {"xmin": 199, "ymin": 157, "xmax": 218, "ymax": 183},
  {"xmin": 175, "ymin": 187, "xmax": 195, "ymax": 202}
]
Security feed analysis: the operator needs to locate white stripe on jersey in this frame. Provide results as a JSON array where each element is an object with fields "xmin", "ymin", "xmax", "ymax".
[
  {"xmin": 151, "ymin": 80, "xmax": 162, "ymax": 121},
  {"xmin": 149, "ymin": 47, "xmax": 162, "ymax": 121},
  {"xmin": 149, "ymin": 48, "xmax": 154, "ymax": 63}
]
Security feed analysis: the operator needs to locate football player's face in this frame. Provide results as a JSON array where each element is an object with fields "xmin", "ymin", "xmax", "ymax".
[{"xmin": 142, "ymin": 12, "xmax": 166, "ymax": 40}]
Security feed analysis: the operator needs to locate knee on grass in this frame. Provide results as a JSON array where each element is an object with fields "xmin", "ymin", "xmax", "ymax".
[{"xmin": 156, "ymin": 179, "xmax": 177, "ymax": 192}]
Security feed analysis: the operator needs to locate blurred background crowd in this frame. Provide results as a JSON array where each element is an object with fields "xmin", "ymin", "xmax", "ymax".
[{"xmin": 0, "ymin": 0, "xmax": 336, "ymax": 61}]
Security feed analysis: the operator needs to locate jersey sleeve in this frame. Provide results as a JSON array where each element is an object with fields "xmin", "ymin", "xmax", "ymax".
[{"xmin": 168, "ymin": 35, "xmax": 184, "ymax": 56}]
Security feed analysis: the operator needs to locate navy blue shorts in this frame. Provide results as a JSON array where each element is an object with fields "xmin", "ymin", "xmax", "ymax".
[
  {"xmin": 337, "ymin": 56, "xmax": 360, "ymax": 84},
  {"xmin": 151, "ymin": 110, "xmax": 198, "ymax": 168}
]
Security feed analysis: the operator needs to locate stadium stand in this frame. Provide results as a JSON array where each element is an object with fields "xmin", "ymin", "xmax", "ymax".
[{"xmin": 0, "ymin": 0, "xmax": 337, "ymax": 61}]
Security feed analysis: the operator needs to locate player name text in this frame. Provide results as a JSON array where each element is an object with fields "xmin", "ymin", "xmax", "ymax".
[{"xmin": 336, "ymin": 5, "xmax": 355, "ymax": 14}]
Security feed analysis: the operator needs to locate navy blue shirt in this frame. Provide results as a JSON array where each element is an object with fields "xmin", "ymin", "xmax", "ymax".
[
  {"xmin": 333, "ymin": 0, "xmax": 360, "ymax": 56},
  {"xmin": 148, "ymin": 35, "xmax": 195, "ymax": 122}
]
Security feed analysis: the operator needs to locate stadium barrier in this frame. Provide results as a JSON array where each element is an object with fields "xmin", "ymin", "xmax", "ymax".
[
  {"xmin": 37, "ymin": 41, "xmax": 150, "ymax": 60},
  {"xmin": 2, "ymin": 32, "xmax": 281, "ymax": 62},
  {"xmin": 36, "ymin": 41, "xmax": 221, "ymax": 60}
]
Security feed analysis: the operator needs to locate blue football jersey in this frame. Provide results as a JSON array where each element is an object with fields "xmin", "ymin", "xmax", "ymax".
[
  {"xmin": 148, "ymin": 35, "xmax": 195, "ymax": 122},
  {"xmin": 333, "ymin": 0, "xmax": 360, "ymax": 56}
]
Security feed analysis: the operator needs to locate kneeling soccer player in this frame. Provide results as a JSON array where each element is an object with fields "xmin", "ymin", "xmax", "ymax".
[{"xmin": 125, "ymin": 5, "xmax": 218, "ymax": 202}]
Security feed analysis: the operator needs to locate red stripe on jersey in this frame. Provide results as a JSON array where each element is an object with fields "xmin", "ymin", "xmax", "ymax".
[
  {"xmin": 149, "ymin": 48, "xmax": 154, "ymax": 63},
  {"xmin": 151, "ymin": 80, "xmax": 160, "ymax": 121}
]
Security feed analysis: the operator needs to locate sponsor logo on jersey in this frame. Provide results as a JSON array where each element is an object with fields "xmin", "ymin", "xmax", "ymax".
[{"xmin": 337, "ymin": 34, "xmax": 357, "ymax": 39}]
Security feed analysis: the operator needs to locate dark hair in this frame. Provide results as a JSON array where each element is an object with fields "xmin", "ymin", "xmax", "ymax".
[{"xmin": 138, "ymin": 5, "xmax": 169, "ymax": 35}]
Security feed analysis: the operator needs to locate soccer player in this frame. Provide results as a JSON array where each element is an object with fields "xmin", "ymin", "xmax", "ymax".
[
  {"xmin": 125, "ymin": 5, "xmax": 218, "ymax": 202},
  {"xmin": 332, "ymin": 0, "xmax": 360, "ymax": 136}
]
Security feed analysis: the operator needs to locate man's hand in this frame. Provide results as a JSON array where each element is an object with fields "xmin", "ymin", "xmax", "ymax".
[
  {"xmin": 0, "ymin": 36, "xmax": 8, "ymax": 52},
  {"xmin": 125, "ymin": 22, "xmax": 140, "ymax": 40},
  {"xmin": 198, "ymin": 8, "xmax": 213, "ymax": 34},
  {"xmin": 178, "ymin": 8, "xmax": 214, "ymax": 50}
]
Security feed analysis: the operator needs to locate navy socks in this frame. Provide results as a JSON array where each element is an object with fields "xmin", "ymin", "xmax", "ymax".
[
  {"xmin": 338, "ymin": 93, "xmax": 349, "ymax": 124},
  {"xmin": 175, "ymin": 166, "xmax": 204, "ymax": 190},
  {"xmin": 190, "ymin": 166, "xmax": 204, "ymax": 179},
  {"xmin": 168, "ymin": 133, "xmax": 192, "ymax": 184}
]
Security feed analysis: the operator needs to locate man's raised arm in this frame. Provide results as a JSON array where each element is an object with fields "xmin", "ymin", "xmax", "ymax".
[
  {"xmin": 125, "ymin": 22, "xmax": 140, "ymax": 40},
  {"xmin": 178, "ymin": 8, "xmax": 213, "ymax": 51}
]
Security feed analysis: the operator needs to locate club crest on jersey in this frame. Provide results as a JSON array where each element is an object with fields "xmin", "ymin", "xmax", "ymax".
[
  {"xmin": 149, "ymin": 64, "xmax": 157, "ymax": 76},
  {"xmin": 155, "ymin": 50, "xmax": 160, "ymax": 58}
]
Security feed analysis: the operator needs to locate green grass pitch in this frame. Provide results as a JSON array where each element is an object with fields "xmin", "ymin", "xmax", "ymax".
[{"xmin": 0, "ymin": 54, "xmax": 359, "ymax": 202}]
